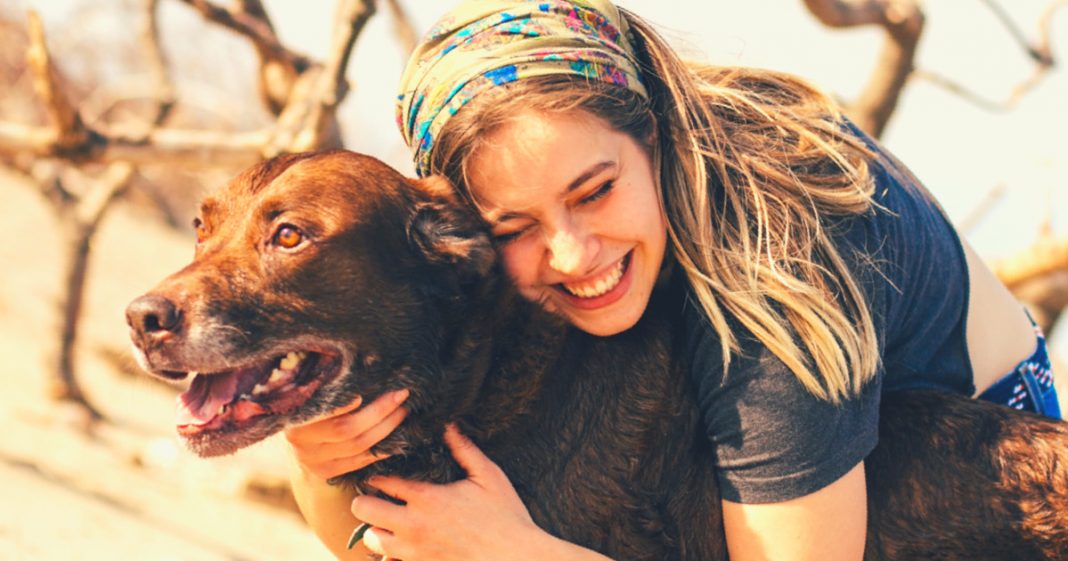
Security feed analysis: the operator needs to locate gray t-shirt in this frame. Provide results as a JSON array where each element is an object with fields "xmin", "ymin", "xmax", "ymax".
[{"xmin": 685, "ymin": 124, "xmax": 972, "ymax": 503}]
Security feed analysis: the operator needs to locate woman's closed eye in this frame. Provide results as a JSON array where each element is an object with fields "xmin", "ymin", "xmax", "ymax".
[
  {"xmin": 580, "ymin": 180, "xmax": 615, "ymax": 205},
  {"xmin": 492, "ymin": 224, "xmax": 534, "ymax": 245}
]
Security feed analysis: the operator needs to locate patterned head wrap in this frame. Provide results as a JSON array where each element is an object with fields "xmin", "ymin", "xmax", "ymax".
[{"xmin": 396, "ymin": 0, "xmax": 648, "ymax": 177}]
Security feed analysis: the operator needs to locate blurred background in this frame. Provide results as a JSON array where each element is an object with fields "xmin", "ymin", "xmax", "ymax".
[{"xmin": 0, "ymin": 0, "xmax": 1064, "ymax": 559}]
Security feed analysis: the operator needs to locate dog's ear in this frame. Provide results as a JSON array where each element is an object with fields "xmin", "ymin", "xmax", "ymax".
[{"xmin": 406, "ymin": 177, "xmax": 495, "ymax": 282}]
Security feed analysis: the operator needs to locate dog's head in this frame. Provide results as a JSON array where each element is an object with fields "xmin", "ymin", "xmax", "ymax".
[{"xmin": 126, "ymin": 150, "xmax": 495, "ymax": 457}]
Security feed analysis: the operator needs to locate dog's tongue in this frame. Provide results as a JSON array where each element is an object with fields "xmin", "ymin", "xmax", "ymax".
[{"xmin": 176, "ymin": 371, "xmax": 241, "ymax": 426}]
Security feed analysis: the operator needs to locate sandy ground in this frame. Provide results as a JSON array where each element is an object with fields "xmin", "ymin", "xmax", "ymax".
[{"xmin": 0, "ymin": 168, "xmax": 337, "ymax": 561}]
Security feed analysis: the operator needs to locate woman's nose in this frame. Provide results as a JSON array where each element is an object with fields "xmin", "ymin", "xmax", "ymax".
[{"xmin": 545, "ymin": 224, "xmax": 597, "ymax": 275}]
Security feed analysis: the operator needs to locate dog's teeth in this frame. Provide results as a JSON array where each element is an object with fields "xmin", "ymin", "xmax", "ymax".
[
  {"xmin": 268, "ymin": 368, "xmax": 285, "ymax": 384},
  {"xmin": 280, "ymin": 351, "xmax": 304, "ymax": 371},
  {"xmin": 252, "ymin": 383, "xmax": 269, "ymax": 396}
]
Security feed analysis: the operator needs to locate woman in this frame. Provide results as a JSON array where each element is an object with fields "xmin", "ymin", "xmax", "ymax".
[{"xmin": 285, "ymin": 1, "xmax": 1060, "ymax": 560}]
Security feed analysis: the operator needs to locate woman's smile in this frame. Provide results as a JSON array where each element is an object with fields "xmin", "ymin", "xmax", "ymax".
[{"xmin": 556, "ymin": 251, "xmax": 632, "ymax": 309}]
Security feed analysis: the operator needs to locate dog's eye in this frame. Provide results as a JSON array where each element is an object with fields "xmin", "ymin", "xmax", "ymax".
[
  {"xmin": 273, "ymin": 224, "xmax": 304, "ymax": 249},
  {"xmin": 193, "ymin": 218, "xmax": 207, "ymax": 245}
]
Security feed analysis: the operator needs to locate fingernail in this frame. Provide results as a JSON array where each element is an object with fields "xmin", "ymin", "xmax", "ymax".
[
  {"xmin": 347, "ymin": 522, "xmax": 371, "ymax": 550},
  {"xmin": 394, "ymin": 389, "xmax": 410, "ymax": 403}
]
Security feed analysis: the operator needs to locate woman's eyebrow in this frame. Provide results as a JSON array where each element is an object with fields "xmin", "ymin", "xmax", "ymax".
[
  {"xmin": 565, "ymin": 160, "xmax": 615, "ymax": 193},
  {"xmin": 486, "ymin": 160, "xmax": 617, "ymax": 224}
]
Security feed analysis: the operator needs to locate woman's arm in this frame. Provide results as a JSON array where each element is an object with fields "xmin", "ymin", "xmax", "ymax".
[
  {"xmin": 287, "ymin": 452, "xmax": 371, "ymax": 560},
  {"xmin": 353, "ymin": 425, "xmax": 616, "ymax": 561},
  {"xmin": 284, "ymin": 390, "xmax": 410, "ymax": 559},
  {"xmin": 722, "ymin": 462, "xmax": 868, "ymax": 561},
  {"xmin": 959, "ymin": 238, "xmax": 1037, "ymax": 394}
]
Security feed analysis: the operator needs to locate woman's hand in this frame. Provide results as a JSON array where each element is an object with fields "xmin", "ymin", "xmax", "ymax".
[
  {"xmin": 284, "ymin": 389, "xmax": 410, "ymax": 480},
  {"xmin": 352, "ymin": 424, "xmax": 544, "ymax": 561}
]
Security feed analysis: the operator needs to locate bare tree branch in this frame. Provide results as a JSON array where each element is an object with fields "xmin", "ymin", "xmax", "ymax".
[
  {"xmin": 914, "ymin": 0, "xmax": 1065, "ymax": 112},
  {"xmin": 995, "ymin": 236, "xmax": 1068, "ymax": 290},
  {"xmin": 1, "ymin": 2, "xmax": 264, "ymax": 165},
  {"xmin": 803, "ymin": 0, "xmax": 925, "ymax": 137},
  {"xmin": 323, "ymin": 0, "xmax": 373, "ymax": 108},
  {"xmin": 177, "ymin": 0, "xmax": 310, "ymax": 73},
  {"xmin": 16, "ymin": 0, "xmax": 179, "ymax": 419},
  {"xmin": 25, "ymin": 10, "xmax": 91, "ymax": 151},
  {"xmin": 978, "ymin": 0, "xmax": 1057, "ymax": 65},
  {"xmin": 997, "ymin": 232, "xmax": 1068, "ymax": 335},
  {"xmin": 177, "ymin": 0, "xmax": 311, "ymax": 115},
  {"xmin": 385, "ymin": 0, "xmax": 418, "ymax": 57},
  {"xmin": 78, "ymin": 163, "xmax": 135, "ymax": 226},
  {"xmin": 957, "ymin": 183, "xmax": 1006, "ymax": 235},
  {"xmin": 0, "ymin": 119, "xmax": 269, "ymax": 166},
  {"xmin": 1, "ymin": 0, "xmax": 379, "ymax": 166},
  {"xmin": 141, "ymin": 0, "xmax": 176, "ymax": 127},
  {"xmin": 803, "ymin": 0, "xmax": 888, "ymax": 27},
  {"xmin": 264, "ymin": 0, "xmax": 374, "ymax": 156}
]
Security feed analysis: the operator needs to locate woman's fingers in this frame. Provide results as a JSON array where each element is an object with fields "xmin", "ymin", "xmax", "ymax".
[
  {"xmin": 291, "ymin": 403, "xmax": 410, "ymax": 463},
  {"xmin": 318, "ymin": 389, "xmax": 409, "ymax": 443},
  {"xmin": 353, "ymin": 496, "xmax": 413, "ymax": 560},
  {"xmin": 443, "ymin": 423, "xmax": 498, "ymax": 480},
  {"xmin": 309, "ymin": 406, "xmax": 412, "ymax": 479},
  {"xmin": 287, "ymin": 389, "xmax": 409, "ymax": 444},
  {"xmin": 350, "ymin": 400, "xmax": 410, "ymax": 453},
  {"xmin": 351, "ymin": 494, "xmax": 408, "ymax": 531},
  {"xmin": 366, "ymin": 474, "xmax": 429, "ymax": 504},
  {"xmin": 289, "ymin": 393, "xmax": 363, "ymax": 432},
  {"xmin": 362, "ymin": 527, "xmax": 407, "ymax": 560},
  {"xmin": 284, "ymin": 390, "xmax": 411, "ymax": 479}
]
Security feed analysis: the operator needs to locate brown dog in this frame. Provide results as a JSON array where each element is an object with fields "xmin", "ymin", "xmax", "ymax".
[{"xmin": 127, "ymin": 150, "xmax": 1068, "ymax": 560}]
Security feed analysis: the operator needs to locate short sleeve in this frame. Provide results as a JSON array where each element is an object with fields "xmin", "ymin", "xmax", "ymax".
[{"xmin": 685, "ymin": 306, "xmax": 882, "ymax": 504}]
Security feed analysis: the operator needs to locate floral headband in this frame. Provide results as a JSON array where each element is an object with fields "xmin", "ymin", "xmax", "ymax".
[{"xmin": 396, "ymin": 0, "xmax": 648, "ymax": 177}]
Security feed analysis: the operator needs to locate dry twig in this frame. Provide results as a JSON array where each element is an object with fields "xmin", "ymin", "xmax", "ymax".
[
  {"xmin": 385, "ymin": 0, "xmax": 419, "ymax": 57},
  {"xmin": 914, "ymin": 0, "xmax": 1065, "ymax": 111},
  {"xmin": 0, "ymin": 0, "xmax": 374, "ymax": 165},
  {"xmin": 803, "ymin": 0, "xmax": 925, "ymax": 138},
  {"xmin": 265, "ymin": 0, "xmax": 374, "ymax": 155},
  {"xmin": 993, "ymin": 232, "xmax": 1068, "ymax": 333}
]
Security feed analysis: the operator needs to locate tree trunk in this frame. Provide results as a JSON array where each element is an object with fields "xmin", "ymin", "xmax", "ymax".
[{"xmin": 51, "ymin": 216, "xmax": 103, "ymax": 419}]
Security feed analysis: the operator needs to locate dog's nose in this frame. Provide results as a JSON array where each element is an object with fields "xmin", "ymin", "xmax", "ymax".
[{"xmin": 126, "ymin": 294, "xmax": 182, "ymax": 339}]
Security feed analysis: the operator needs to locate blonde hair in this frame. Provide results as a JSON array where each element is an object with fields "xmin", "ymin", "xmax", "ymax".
[{"xmin": 429, "ymin": 10, "xmax": 880, "ymax": 403}]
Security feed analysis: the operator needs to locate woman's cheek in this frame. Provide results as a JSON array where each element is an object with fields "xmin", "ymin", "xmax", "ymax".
[{"xmin": 500, "ymin": 243, "xmax": 548, "ymax": 301}]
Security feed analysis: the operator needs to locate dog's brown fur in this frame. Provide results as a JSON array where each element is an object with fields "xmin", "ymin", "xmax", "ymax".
[{"xmin": 128, "ymin": 150, "xmax": 1068, "ymax": 561}]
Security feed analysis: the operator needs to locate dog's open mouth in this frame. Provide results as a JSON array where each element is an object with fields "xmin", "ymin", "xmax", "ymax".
[{"xmin": 175, "ymin": 350, "xmax": 342, "ymax": 435}]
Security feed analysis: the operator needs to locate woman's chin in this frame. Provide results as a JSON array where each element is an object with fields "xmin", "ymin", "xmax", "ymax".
[{"xmin": 558, "ymin": 295, "xmax": 649, "ymax": 337}]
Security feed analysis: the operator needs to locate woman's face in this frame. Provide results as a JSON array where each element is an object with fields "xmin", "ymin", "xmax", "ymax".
[{"xmin": 466, "ymin": 109, "xmax": 668, "ymax": 336}]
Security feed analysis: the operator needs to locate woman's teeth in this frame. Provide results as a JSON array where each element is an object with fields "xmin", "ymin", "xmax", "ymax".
[{"xmin": 562, "ymin": 259, "xmax": 625, "ymax": 299}]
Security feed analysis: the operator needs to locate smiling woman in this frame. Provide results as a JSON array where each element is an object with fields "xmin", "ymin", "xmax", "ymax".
[{"xmin": 465, "ymin": 110, "xmax": 667, "ymax": 336}]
